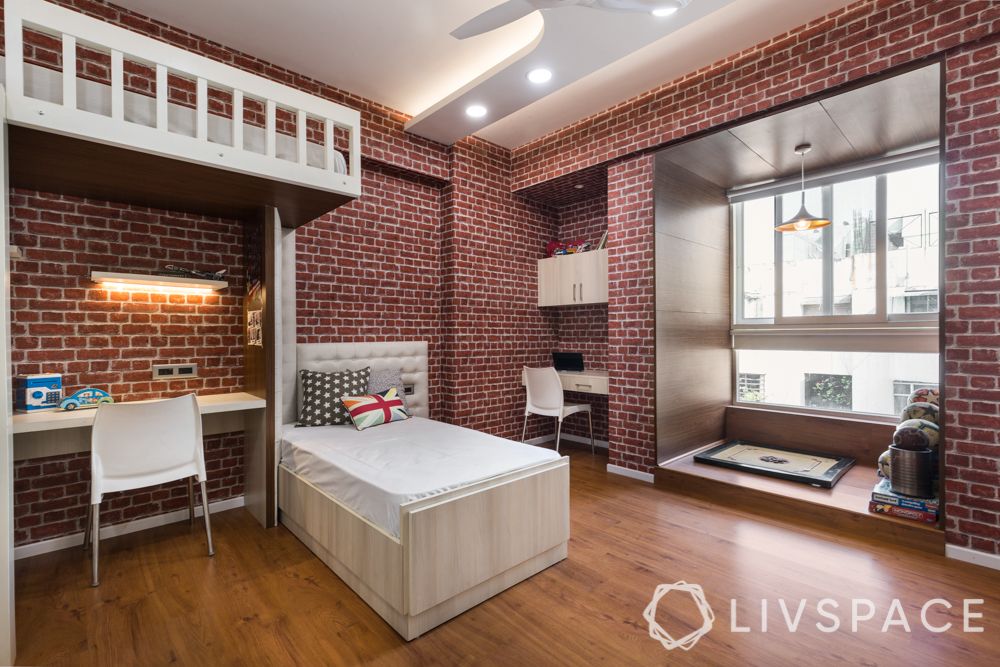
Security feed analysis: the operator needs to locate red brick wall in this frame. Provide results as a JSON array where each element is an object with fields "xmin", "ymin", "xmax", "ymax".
[
  {"xmin": 606, "ymin": 157, "xmax": 657, "ymax": 473},
  {"xmin": 8, "ymin": 189, "xmax": 245, "ymax": 548},
  {"xmin": 296, "ymin": 164, "xmax": 444, "ymax": 418},
  {"xmin": 13, "ymin": 432, "xmax": 243, "ymax": 546},
  {"xmin": 441, "ymin": 138, "xmax": 559, "ymax": 441},
  {"xmin": 942, "ymin": 33, "xmax": 1000, "ymax": 555},
  {"xmin": 9, "ymin": 190, "xmax": 245, "ymax": 401}
]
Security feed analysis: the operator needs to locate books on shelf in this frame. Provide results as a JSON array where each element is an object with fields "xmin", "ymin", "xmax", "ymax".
[
  {"xmin": 868, "ymin": 501, "xmax": 938, "ymax": 524},
  {"xmin": 871, "ymin": 477, "xmax": 939, "ymax": 512},
  {"xmin": 869, "ymin": 478, "xmax": 938, "ymax": 523}
]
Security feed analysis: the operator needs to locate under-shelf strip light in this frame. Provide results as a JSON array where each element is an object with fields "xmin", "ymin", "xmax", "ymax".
[{"xmin": 91, "ymin": 271, "xmax": 227, "ymax": 295}]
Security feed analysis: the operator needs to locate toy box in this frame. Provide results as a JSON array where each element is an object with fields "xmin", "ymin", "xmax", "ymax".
[{"xmin": 14, "ymin": 373, "xmax": 63, "ymax": 412}]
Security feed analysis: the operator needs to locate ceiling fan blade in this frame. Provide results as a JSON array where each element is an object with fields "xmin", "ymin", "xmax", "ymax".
[{"xmin": 450, "ymin": 0, "xmax": 542, "ymax": 39}]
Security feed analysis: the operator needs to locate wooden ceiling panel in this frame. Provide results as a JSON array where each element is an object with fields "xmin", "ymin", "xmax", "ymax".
[
  {"xmin": 658, "ymin": 63, "xmax": 941, "ymax": 190},
  {"xmin": 820, "ymin": 65, "xmax": 940, "ymax": 155},
  {"xmin": 728, "ymin": 103, "xmax": 859, "ymax": 175},
  {"xmin": 656, "ymin": 131, "xmax": 775, "ymax": 190}
]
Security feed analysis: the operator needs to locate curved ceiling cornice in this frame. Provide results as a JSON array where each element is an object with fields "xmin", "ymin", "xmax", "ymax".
[{"xmin": 405, "ymin": 0, "xmax": 735, "ymax": 145}]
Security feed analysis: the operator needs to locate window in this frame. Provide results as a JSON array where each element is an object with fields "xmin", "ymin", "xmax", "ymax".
[
  {"xmin": 832, "ymin": 177, "xmax": 877, "ymax": 315},
  {"xmin": 893, "ymin": 380, "xmax": 940, "ymax": 414},
  {"xmin": 731, "ymin": 153, "xmax": 941, "ymax": 418},
  {"xmin": 736, "ymin": 350, "xmax": 939, "ymax": 416},
  {"xmin": 780, "ymin": 188, "xmax": 824, "ymax": 317},
  {"xmin": 737, "ymin": 373, "xmax": 765, "ymax": 402},
  {"xmin": 739, "ymin": 197, "xmax": 775, "ymax": 319},
  {"xmin": 804, "ymin": 373, "xmax": 852, "ymax": 410},
  {"xmin": 734, "ymin": 157, "xmax": 940, "ymax": 324},
  {"xmin": 887, "ymin": 164, "xmax": 940, "ymax": 315}
]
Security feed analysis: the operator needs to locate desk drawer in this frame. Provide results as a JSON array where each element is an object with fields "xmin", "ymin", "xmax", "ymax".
[{"xmin": 560, "ymin": 375, "xmax": 608, "ymax": 395}]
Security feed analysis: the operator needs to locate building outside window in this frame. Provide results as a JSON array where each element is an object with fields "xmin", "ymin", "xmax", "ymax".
[{"xmin": 737, "ymin": 373, "xmax": 765, "ymax": 402}]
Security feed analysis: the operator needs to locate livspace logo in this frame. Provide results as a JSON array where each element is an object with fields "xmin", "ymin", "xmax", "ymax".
[
  {"xmin": 644, "ymin": 583, "xmax": 985, "ymax": 652},
  {"xmin": 643, "ymin": 582, "xmax": 715, "ymax": 651}
]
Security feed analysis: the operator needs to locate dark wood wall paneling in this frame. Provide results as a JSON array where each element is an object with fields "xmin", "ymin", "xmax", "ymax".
[{"xmin": 653, "ymin": 157, "xmax": 732, "ymax": 463}]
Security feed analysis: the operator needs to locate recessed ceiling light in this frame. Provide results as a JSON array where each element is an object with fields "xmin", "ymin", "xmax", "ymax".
[
  {"xmin": 465, "ymin": 104, "xmax": 488, "ymax": 119},
  {"xmin": 573, "ymin": 184, "xmax": 585, "ymax": 190},
  {"xmin": 527, "ymin": 68, "xmax": 553, "ymax": 84},
  {"xmin": 651, "ymin": 6, "xmax": 679, "ymax": 17}
]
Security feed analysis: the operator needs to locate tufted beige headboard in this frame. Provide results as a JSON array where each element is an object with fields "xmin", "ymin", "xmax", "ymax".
[{"xmin": 284, "ymin": 341, "xmax": 429, "ymax": 424}]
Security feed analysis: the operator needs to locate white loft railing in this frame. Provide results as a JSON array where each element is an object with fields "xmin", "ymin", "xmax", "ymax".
[{"xmin": 3, "ymin": 0, "xmax": 361, "ymax": 198}]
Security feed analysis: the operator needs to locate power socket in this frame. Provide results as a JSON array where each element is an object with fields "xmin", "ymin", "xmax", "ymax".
[{"xmin": 152, "ymin": 363, "xmax": 198, "ymax": 380}]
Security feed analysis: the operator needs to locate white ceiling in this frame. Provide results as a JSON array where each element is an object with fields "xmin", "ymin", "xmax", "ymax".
[
  {"xmin": 115, "ymin": 0, "xmax": 858, "ymax": 149},
  {"xmin": 113, "ymin": 0, "xmax": 544, "ymax": 117}
]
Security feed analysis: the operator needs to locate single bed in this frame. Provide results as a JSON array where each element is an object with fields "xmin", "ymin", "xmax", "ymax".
[{"xmin": 277, "ymin": 341, "xmax": 570, "ymax": 640}]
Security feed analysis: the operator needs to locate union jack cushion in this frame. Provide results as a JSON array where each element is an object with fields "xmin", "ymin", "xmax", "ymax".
[{"xmin": 342, "ymin": 387, "xmax": 410, "ymax": 431}]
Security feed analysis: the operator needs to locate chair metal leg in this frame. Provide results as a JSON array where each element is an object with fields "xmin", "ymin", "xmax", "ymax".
[
  {"xmin": 90, "ymin": 503, "xmax": 100, "ymax": 587},
  {"xmin": 187, "ymin": 477, "xmax": 195, "ymax": 525},
  {"xmin": 199, "ymin": 481, "xmax": 215, "ymax": 557},
  {"xmin": 588, "ymin": 411, "xmax": 595, "ymax": 454},
  {"xmin": 521, "ymin": 413, "xmax": 529, "ymax": 443},
  {"xmin": 555, "ymin": 419, "xmax": 562, "ymax": 454},
  {"xmin": 83, "ymin": 503, "xmax": 93, "ymax": 551}
]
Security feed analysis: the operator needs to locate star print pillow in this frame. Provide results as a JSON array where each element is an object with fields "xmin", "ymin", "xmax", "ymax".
[{"xmin": 297, "ymin": 367, "xmax": 371, "ymax": 427}]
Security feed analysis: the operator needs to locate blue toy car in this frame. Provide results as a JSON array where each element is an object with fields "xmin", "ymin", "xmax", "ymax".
[{"xmin": 60, "ymin": 388, "xmax": 114, "ymax": 411}]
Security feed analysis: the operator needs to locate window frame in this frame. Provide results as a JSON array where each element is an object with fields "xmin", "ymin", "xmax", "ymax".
[
  {"xmin": 729, "ymin": 148, "xmax": 942, "ymax": 420},
  {"xmin": 732, "ymin": 151, "xmax": 940, "ymax": 333}
]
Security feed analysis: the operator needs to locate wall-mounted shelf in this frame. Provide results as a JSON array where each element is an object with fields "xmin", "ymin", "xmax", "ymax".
[
  {"xmin": 537, "ymin": 249, "xmax": 608, "ymax": 307},
  {"xmin": 91, "ymin": 271, "xmax": 228, "ymax": 293}
]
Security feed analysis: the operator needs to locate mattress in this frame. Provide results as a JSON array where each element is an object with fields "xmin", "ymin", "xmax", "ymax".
[{"xmin": 279, "ymin": 417, "xmax": 560, "ymax": 538}]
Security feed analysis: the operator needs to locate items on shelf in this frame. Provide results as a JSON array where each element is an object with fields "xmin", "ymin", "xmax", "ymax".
[
  {"xmin": 871, "ymin": 477, "xmax": 939, "ymax": 513},
  {"xmin": 59, "ymin": 388, "xmax": 114, "ymax": 411},
  {"xmin": 545, "ymin": 239, "xmax": 593, "ymax": 257},
  {"xmin": 871, "ymin": 386, "xmax": 940, "ymax": 522},
  {"xmin": 14, "ymin": 373, "xmax": 63, "ymax": 412},
  {"xmin": 161, "ymin": 265, "xmax": 228, "ymax": 280}
]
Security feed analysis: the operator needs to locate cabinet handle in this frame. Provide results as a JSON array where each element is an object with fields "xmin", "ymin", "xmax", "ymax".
[
  {"xmin": 579, "ymin": 282, "xmax": 583, "ymax": 301},
  {"xmin": 573, "ymin": 283, "xmax": 577, "ymax": 302}
]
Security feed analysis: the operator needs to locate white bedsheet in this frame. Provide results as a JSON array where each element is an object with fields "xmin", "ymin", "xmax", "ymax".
[{"xmin": 280, "ymin": 417, "xmax": 561, "ymax": 538}]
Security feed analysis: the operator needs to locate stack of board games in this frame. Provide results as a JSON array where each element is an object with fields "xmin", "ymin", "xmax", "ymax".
[{"xmin": 869, "ymin": 478, "xmax": 938, "ymax": 524}]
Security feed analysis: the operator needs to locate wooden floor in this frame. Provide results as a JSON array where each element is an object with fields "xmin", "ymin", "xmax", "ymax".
[{"xmin": 14, "ymin": 450, "xmax": 1000, "ymax": 666}]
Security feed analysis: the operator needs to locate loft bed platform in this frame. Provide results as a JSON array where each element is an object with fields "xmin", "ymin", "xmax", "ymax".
[{"xmin": 4, "ymin": 0, "xmax": 361, "ymax": 228}]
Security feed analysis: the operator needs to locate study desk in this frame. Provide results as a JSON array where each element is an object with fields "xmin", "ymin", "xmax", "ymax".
[
  {"xmin": 11, "ymin": 391, "xmax": 266, "ymax": 460},
  {"xmin": 522, "ymin": 369, "xmax": 609, "ymax": 396}
]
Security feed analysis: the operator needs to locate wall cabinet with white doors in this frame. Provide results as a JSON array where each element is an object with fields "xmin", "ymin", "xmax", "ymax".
[{"xmin": 537, "ymin": 249, "xmax": 608, "ymax": 307}]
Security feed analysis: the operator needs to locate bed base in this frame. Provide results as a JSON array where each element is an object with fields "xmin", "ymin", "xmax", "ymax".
[{"xmin": 278, "ymin": 458, "xmax": 570, "ymax": 640}]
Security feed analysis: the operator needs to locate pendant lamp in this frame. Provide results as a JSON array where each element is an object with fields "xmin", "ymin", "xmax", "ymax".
[{"xmin": 775, "ymin": 143, "xmax": 831, "ymax": 232}]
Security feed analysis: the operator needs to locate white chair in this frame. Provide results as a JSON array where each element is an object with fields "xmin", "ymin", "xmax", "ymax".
[
  {"xmin": 522, "ymin": 366, "xmax": 594, "ymax": 454},
  {"xmin": 84, "ymin": 393, "xmax": 214, "ymax": 587}
]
